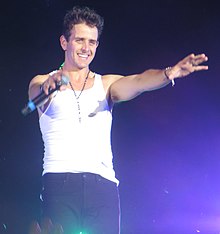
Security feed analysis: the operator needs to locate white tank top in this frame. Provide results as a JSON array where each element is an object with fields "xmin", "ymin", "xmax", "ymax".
[{"xmin": 39, "ymin": 73, "xmax": 119, "ymax": 184}]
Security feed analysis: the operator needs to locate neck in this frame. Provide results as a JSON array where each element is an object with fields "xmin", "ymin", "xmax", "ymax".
[{"xmin": 62, "ymin": 66, "xmax": 90, "ymax": 82}]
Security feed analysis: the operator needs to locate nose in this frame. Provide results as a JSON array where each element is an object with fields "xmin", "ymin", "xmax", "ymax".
[{"xmin": 81, "ymin": 40, "xmax": 90, "ymax": 52}]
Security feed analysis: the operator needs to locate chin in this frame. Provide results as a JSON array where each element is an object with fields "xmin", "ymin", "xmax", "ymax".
[{"xmin": 78, "ymin": 61, "xmax": 92, "ymax": 69}]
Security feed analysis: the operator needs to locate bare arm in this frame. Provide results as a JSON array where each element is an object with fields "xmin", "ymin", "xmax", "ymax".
[
  {"xmin": 28, "ymin": 75, "xmax": 49, "ymax": 100},
  {"xmin": 109, "ymin": 53, "xmax": 208, "ymax": 103},
  {"xmin": 28, "ymin": 70, "xmax": 68, "ymax": 116},
  {"xmin": 28, "ymin": 70, "xmax": 65, "ymax": 100}
]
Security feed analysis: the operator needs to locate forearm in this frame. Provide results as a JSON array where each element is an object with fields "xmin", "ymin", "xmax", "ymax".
[
  {"xmin": 137, "ymin": 68, "xmax": 172, "ymax": 91},
  {"xmin": 28, "ymin": 73, "xmax": 53, "ymax": 101},
  {"xmin": 28, "ymin": 79, "xmax": 44, "ymax": 100},
  {"xmin": 110, "ymin": 68, "xmax": 171, "ymax": 102}
]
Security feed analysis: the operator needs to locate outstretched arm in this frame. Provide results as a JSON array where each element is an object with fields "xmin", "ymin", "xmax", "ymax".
[{"xmin": 109, "ymin": 53, "xmax": 208, "ymax": 103}]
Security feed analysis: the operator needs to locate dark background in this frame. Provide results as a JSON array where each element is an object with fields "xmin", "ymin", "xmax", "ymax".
[{"xmin": 0, "ymin": 0, "xmax": 219, "ymax": 233}]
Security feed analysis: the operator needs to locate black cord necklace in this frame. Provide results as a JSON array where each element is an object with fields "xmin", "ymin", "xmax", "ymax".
[{"xmin": 69, "ymin": 70, "xmax": 90, "ymax": 123}]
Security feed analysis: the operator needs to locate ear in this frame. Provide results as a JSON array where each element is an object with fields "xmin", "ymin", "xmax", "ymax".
[{"xmin": 60, "ymin": 35, "xmax": 67, "ymax": 51}]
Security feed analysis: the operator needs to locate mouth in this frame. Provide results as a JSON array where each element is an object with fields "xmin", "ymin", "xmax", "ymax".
[{"xmin": 78, "ymin": 53, "xmax": 90, "ymax": 59}]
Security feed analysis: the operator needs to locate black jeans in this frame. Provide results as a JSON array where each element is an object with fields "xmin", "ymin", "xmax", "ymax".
[{"xmin": 41, "ymin": 173, "xmax": 120, "ymax": 234}]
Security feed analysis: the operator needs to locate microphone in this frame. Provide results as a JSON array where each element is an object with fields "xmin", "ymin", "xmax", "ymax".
[{"xmin": 21, "ymin": 75, "xmax": 69, "ymax": 116}]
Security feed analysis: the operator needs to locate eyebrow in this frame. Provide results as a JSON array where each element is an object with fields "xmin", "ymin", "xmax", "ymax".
[{"xmin": 75, "ymin": 37, "xmax": 98, "ymax": 43}]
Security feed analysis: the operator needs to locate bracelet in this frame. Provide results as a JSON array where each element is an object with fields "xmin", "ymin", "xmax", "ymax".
[{"xmin": 164, "ymin": 67, "xmax": 175, "ymax": 87}]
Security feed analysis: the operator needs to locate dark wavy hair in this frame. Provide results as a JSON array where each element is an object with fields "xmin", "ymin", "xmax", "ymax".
[{"xmin": 62, "ymin": 6, "xmax": 104, "ymax": 41}]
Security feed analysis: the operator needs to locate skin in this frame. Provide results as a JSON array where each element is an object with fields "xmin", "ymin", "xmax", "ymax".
[
  {"xmin": 29, "ymin": 21, "xmax": 208, "ymax": 233},
  {"xmin": 28, "ymin": 22, "xmax": 209, "ymax": 234},
  {"xmin": 28, "ymin": 23, "xmax": 208, "ymax": 114}
]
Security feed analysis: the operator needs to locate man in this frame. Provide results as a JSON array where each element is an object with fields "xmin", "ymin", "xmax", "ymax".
[{"xmin": 28, "ymin": 6, "xmax": 208, "ymax": 234}]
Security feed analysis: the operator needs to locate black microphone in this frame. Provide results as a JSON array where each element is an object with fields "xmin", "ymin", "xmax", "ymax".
[{"xmin": 21, "ymin": 75, "xmax": 69, "ymax": 116}]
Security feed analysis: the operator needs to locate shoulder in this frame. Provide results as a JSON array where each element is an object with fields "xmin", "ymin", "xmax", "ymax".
[
  {"xmin": 102, "ymin": 74, "xmax": 124, "ymax": 81},
  {"xmin": 101, "ymin": 74, "xmax": 124, "ymax": 91}
]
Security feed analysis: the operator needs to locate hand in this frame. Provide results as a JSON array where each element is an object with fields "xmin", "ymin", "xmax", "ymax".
[
  {"xmin": 166, "ymin": 53, "xmax": 208, "ymax": 80},
  {"xmin": 41, "ymin": 70, "xmax": 68, "ymax": 95}
]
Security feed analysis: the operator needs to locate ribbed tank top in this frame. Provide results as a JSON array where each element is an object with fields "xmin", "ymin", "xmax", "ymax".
[{"xmin": 39, "ymin": 73, "xmax": 118, "ymax": 184}]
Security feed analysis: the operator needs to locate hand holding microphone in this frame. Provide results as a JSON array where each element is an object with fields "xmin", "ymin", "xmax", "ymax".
[
  {"xmin": 21, "ymin": 71, "xmax": 69, "ymax": 116},
  {"xmin": 41, "ymin": 70, "xmax": 68, "ymax": 95}
]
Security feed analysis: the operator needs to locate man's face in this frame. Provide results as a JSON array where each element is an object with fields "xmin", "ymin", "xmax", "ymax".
[{"xmin": 61, "ymin": 23, "xmax": 99, "ymax": 69}]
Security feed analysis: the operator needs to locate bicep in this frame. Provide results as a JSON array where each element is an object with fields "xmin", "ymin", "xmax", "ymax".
[{"xmin": 109, "ymin": 74, "xmax": 142, "ymax": 103}]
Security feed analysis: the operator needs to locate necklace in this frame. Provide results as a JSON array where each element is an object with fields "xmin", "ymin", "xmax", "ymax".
[{"xmin": 69, "ymin": 70, "xmax": 90, "ymax": 123}]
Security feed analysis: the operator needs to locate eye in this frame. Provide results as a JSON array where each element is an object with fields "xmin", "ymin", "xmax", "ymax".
[
  {"xmin": 89, "ymin": 40, "xmax": 98, "ymax": 46},
  {"xmin": 75, "ymin": 38, "xmax": 84, "ymax": 43}
]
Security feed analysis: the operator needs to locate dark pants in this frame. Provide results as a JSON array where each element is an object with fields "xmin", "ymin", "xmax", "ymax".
[{"xmin": 41, "ymin": 173, "xmax": 120, "ymax": 234}]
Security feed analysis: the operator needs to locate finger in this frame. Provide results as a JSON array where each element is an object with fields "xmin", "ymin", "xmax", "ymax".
[
  {"xmin": 50, "ymin": 71, "xmax": 65, "ymax": 89},
  {"xmin": 191, "ymin": 54, "xmax": 208, "ymax": 66},
  {"xmin": 192, "ymin": 65, "xmax": 209, "ymax": 71},
  {"xmin": 195, "ymin": 56, "xmax": 208, "ymax": 66},
  {"xmin": 42, "ymin": 79, "xmax": 51, "ymax": 95},
  {"xmin": 194, "ymin": 53, "xmax": 208, "ymax": 60},
  {"xmin": 53, "ymin": 70, "xmax": 63, "ymax": 83},
  {"xmin": 181, "ymin": 53, "xmax": 195, "ymax": 64},
  {"xmin": 48, "ymin": 75, "xmax": 58, "ymax": 90}
]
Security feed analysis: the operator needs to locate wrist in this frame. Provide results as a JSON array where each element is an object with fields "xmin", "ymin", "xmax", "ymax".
[{"xmin": 164, "ymin": 67, "xmax": 175, "ymax": 86}]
